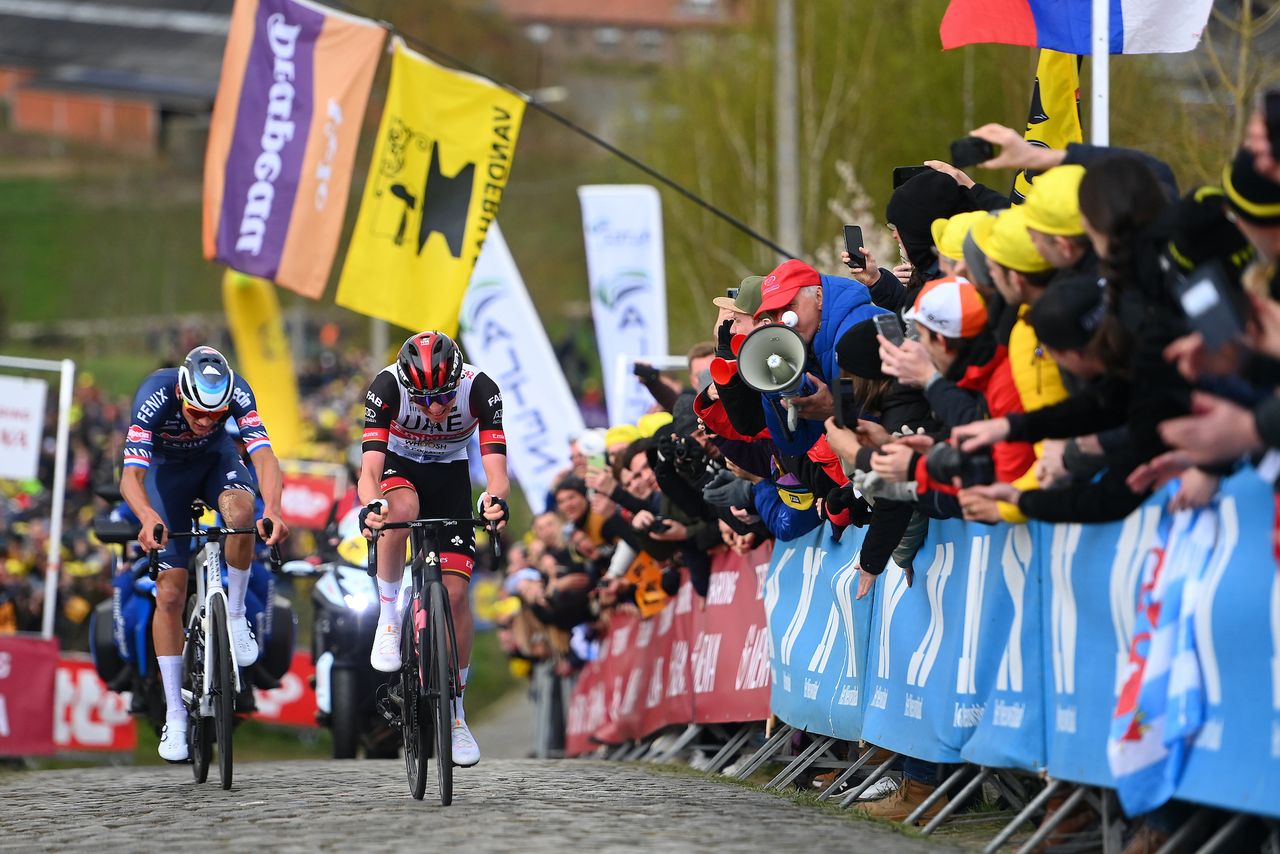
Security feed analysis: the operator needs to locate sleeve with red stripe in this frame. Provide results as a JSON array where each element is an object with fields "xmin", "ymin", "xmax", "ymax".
[
  {"xmin": 470, "ymin": 372, "xmax": 507, "ymax": 456},
  {"xmin": 361, "ymin": 372, "xmax": 400, "ymax": 454}
]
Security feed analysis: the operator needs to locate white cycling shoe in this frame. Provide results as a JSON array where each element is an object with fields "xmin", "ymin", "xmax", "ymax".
[
  {"xmin": 370, "ymin": 621, "xmax": 402, "ymax": 673},
  {"xmin": 229, "ymin": 616, "xmax": 259, "ymax": 667},
  {"xmin": 159, "ymin": 719, "xmax": 188, "ymax": 762},
  {"xmin": 452, "ymin": 719, "xmax": 481, "ymax": 767}
]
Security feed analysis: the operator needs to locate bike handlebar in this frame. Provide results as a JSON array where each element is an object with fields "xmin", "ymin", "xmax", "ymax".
[
  {"xmin": 363, "ymin": 509, "xmax": 502, "ymax": 578},
  {"xmin": 146, "ymin": 521, "xmax": 284, "ymax": 580}
]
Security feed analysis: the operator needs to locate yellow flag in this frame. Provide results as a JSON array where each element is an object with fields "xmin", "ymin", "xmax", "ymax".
[
  {"xmin": 336, "ymin": 41, "xmax": 526, "ymax": 336},
  {"xmin": 222, "ymin": 270, "xmax": 303, "ymax": 458},
  {"xmin": 1011, "ymin": 49, "xmax": 1082, "ymax": 203}
]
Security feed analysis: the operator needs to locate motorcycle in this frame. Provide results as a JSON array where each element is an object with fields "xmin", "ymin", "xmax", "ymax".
[
  {"xmin": 282, "ymin": 505, "xmax": 402, "ymax": 759},
  {"xmin": 89, "ymin": 495, "xmax": 296, "ymax": 734}
]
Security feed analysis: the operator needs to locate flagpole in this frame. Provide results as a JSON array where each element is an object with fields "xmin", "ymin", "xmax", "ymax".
[{"xmin": 1091, "ymin": 0, "xmax": 1109, "ymax": 145}]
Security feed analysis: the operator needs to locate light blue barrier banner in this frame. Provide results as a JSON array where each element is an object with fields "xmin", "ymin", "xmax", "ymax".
[
  {"xmin": 764, "ymin": 523, "xmax": 876, "ymax": 742},
  {"xmin": 763, "ymin": 468, "xmax": 1280, "ymax": 818}
]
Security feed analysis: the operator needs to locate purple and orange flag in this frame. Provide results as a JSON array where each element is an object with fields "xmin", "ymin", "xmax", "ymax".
[{"xmin": 202, "ymin": 0, "xmax": 385, "ymax": 299}]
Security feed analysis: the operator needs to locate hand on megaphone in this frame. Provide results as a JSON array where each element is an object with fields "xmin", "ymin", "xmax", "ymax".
[{"xmin": 782, "ymin": 374, "xmax": 835, "ymax": 421}]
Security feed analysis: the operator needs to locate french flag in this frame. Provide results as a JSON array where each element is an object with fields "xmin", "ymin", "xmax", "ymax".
[{"xmin": 941, "ymin": 0, "xmax": 1213, "ymax": 54}]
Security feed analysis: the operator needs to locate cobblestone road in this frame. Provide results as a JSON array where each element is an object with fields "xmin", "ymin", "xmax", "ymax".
[{"xmin": 0, "ymin": 758, "xmax": 959, "ymax": 852}]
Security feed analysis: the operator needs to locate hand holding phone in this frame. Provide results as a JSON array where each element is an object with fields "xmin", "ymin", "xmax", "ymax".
[
  {"xmin": 873, "ymin": 312, "xmax": 905, "ymax": 347},
  {"xmin": 843, "ymin": 225, "xmax": 865, "ymax": 271},
  {"xmin": 831, "ymin": 377, "xmax": 851, "ymax": 428},
  {"xmin": 949, "ymin": 136, "xmax": 996, "ymax": 169}
]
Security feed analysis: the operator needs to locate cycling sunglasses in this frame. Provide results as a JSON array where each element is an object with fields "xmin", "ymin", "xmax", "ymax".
[
  {"xmin": 411, "ymin": 388, "xmax": 457, "ymax": 406},
  {"xmin": 181, "ymin": 400, "xmax": 229, "ymax": 421}
]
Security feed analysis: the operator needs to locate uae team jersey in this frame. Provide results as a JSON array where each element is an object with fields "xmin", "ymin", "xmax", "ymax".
[
  {"xmin": 122, "ymin": 368, "xmax": 271, "ymax": 469},
  {"xmin": 361, "ymin": 363, "xmax": 505, "ymax": 463}
]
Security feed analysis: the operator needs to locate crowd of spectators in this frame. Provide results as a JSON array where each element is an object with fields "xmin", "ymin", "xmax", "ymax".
[{"xmin": 491, "ymin": 102, "xmax": 1280, "ymax": 850}]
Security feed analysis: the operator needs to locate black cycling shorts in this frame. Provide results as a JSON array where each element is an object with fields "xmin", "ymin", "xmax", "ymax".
[{"xmin": 380, "ymin": 454, "xmax": 475, "ymax": 579}]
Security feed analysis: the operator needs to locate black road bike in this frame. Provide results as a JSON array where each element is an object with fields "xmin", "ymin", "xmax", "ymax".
[{"xmin": 367, "ymin": 514, "xmax": 498, "ymax": 805}]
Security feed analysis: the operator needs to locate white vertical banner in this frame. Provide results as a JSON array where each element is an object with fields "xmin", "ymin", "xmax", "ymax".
[
  {"xmin": 460, "ymin": 222, "xmax": 585, "ymax": 512},
  {"xmin": 577, "ymin": 184, "xmax": 668, "ymax": 426},
  {"xmin": 0, "ymin": 375, "xmax": 47, "ymax": 480}
]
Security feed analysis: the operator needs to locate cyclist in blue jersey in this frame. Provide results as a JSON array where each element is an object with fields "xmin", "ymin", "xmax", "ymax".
[{"xmin": 119, "ymin": 346, "xmax": 289, "ymax": 762}]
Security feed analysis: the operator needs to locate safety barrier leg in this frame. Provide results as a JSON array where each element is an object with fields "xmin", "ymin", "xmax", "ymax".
[
  {"xmin": 815, "ymin": 747, "xmax": 878, "ymax": 803},
  {"xmin": 991, "ymin": 770, "xmax": 1029, "ymax": 812},
  {"xmin": 919, "ymin": 766, "xmax": 992, "ymax": 835},
  {"xmin": 837, "ymin": 754, "xmax": 900, "ymax": 807},
  {"xmin": 732, "ymin": 723, "xmax": 795, "ymax": 781},
  {"xmin": 1192, "ymin": 812, "xmax": 1250, "ymax": 854},
  {"xmin": 605, "ymin": 742, "xmax": 631, "ymax": 761},
  {"xmin": 907, "ymin": 764, "xmax": 975, "ymax": 829},
  {"xmin": 983, "ymin": 777, "xmax": 1062, "ymax": 853},
  {"xmin": 652, "ymin": 724, "xmax": 703, "ymax": 763},
  {"xmin": 1013, "ymin": 785, "xmax": 1089, "ymax": 854},
  {"xmin": 765, "ymin": 735, "xmax": 838, "ymax": 791},
  {"xmin": 704, "ymin": 725, "xmax": 757, "ymax": 774},
  {"xmin": 1100, "ymin": 788, "xmax": 1122, "ymax": 854},
  {"xmin": 624, "ymin": 737, "xmax": 655, "ymax": 761},
  {"xmin": 1152, "ymin": 809, "xmax": 1212, "ymax": 854}
]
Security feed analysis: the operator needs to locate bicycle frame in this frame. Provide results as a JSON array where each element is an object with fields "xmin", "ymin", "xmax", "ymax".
[
  {"xmin": 192, "ymin": 533, "xmax": 237, "ymax": 708},
  {"xmin": 150, "ymin": 509, "xmax": 282, "ymax": 715}
]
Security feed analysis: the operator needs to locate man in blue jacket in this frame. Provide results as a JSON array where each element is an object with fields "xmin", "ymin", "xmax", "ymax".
[{"xmin": 749, "ymin": 259, "xmax": 887, "ymax": 455}]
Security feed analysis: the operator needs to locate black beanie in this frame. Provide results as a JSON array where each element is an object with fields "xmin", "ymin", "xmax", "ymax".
[
  {"xmin": 1223, "ymin": 146, "xmax": 1280, "ymax": 225},
  {"xmin": 1166, "ymin": 185, "xmax": 1255, "ymax": 277},
  {"xmin": 886, "ymin": 170, "xmax": 973, "ymax": 270},
  {"xmin": 835, "ymin": 317, "xmax": 888, "ymax": 380},
  {"xmin": 1028, "ymin": 274, "xmax": 1107, "ymax": 351}
]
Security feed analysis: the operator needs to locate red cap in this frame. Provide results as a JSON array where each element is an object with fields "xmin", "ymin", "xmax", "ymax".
[{"xmin": 754, "ymin": 259, "xmax": 821, "ymax": 317}]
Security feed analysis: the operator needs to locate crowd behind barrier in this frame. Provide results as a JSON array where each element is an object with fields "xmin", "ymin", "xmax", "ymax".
[{"xmin": 557, "ymin": 466, "xmax": 1280, "ymax": 822}]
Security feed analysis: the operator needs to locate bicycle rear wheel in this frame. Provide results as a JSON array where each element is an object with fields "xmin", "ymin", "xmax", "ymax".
[
  {"xmin": 400, "ymin": 602, "xmax": 428, "ymax": 801},
  {"xmin": 185, "ymin": 597, "xmax": 211, "ymax": 784},
  {"xmin": 210, "ymin": 596, "xmax": 235, "ymax": 790},
  {"xmin": 427, "ymin": 582, "xmax": 454, "ymax": 806}
]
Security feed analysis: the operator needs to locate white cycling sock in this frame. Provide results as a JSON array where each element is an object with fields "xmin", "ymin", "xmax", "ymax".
[
  {"xmin": 453, "ymin": 666, "xmax": 469, "ymax": 721},
  {"xmin": 158, "ymin": 655, "xmax": 185, "ymax": 724},
  {"xmin": 226, "ymin": 564, "xmax": 250, "ymax": 619},
  {"xmin": 378, "ymin": 579, "xmax": 400, "ymax": 627}
]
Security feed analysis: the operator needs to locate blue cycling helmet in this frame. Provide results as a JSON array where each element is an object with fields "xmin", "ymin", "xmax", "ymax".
[{"xmin": 178, "ymin": 346, "xmax": 235, "ymax": 412}]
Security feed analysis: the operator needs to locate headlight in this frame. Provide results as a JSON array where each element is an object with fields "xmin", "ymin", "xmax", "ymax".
[{"xmin": 343, "ymin": 592, "xmax": 374, "ymax": 611}]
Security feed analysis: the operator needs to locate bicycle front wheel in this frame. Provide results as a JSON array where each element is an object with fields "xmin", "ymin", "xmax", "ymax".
[
  {"xmin": 185, "ymin": 596, "xmax": 211, "ymax": 784},
  {"xmin": 210, "ymin": 596, "xmax": 235, "ymax": 790},
  {"xmin": 401, "ymin": 603, "xmax": 428, "ymax": 801},
  {"xmin": 427, "ymin": 582, "xmax": 454, "ymax": 806}
]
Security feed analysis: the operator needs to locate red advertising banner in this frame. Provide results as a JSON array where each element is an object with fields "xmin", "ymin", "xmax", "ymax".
[
  {"xmin": 565, "ymin": 543, "xmax": 774, "ymax": 756},
  {"xmin": 251, "ymin": 650, "xmax": 318, "ymax": 728},
  {"xmin": 0, "ymin": 635, "xmax": 58, "ymax": 756},
  {"xmin": 280, "ymin": 469, "xmax": 344, "ymax": 530},
  {"xmin": 691, "ymin": 542, "xmax": 772, "ymax": 724},
  {"xmin": 54, "ymin": 654, "xmax": 136, "ymax": 752}
]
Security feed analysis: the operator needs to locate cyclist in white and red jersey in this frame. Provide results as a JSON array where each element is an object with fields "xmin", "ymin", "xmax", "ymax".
[{"xmin": 357, "ymin": 331, "xmax": 509, "ymax": 767}]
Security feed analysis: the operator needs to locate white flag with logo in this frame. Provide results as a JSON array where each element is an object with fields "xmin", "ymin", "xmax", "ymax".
[
  {"xmin": 578, "ymin": 185, "xmax": 668, "ymax": 425},
  {"xmin": 0, "ymin": 375, "xmax": 47, "ymax": 480},
  {"xmin": 460, "ymin": 222, "xmax": 585, "ymax": 511}
]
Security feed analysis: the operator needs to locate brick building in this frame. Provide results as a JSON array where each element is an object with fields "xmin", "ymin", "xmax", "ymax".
[{"xmin": 0, "ymin": 0, "xmax": 231, "ymax": 157}]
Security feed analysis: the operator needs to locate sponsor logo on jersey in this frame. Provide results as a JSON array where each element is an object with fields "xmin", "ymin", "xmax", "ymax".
[
  {"xmin": 366, "ymin": 390, "xmax": 384, "ymax": 408},
  {"xmin": 239, "ymin": 410, "xmax": 263, "ymax": 428},
  {"xmin": 126, "ymin": 425, "xmax": 152, "ymax": 444},
  {"xmin": 363, "ymin": 427, "xmax": 389, "ymax": 444}
]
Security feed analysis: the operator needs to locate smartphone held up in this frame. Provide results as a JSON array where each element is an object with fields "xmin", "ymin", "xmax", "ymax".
[
  {"xmin": 843, "ymin": 224, "xmax": 865, "ymax": 271},
  {"xmin": 949, "ymin": 136, "xmax": 996, "ymax": 168}
]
